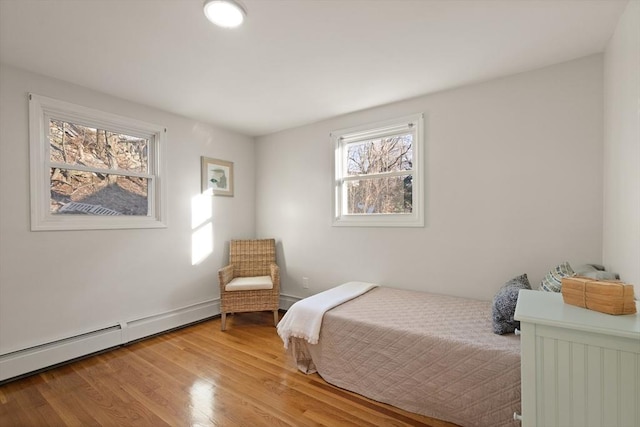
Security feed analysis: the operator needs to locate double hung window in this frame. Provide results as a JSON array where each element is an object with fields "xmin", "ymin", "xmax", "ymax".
[
  {"xmin": 332, "ymin": 113, "xmax": 424, "ymax": 227},
  {"xmin": 29, "ymin": 94, "xmax": 167, "ymax": 230}
]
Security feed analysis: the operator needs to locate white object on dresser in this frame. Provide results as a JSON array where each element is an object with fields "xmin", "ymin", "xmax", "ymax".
[{"xmin": 514, "ymin": 290, "xmax": 640, "ymax": 427}]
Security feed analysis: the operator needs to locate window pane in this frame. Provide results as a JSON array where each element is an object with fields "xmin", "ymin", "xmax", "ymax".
[
  {"xmin": 346, "ymin": 134, "xmax": 412, "ymax": 176},
  {"xmin": 49, "ymin": 119, "xmax": 148, "ymax": 173},
  {"xmin": 346, "ymin": 175, "xmax": 412, "ymax": 214},
  {"xmin": 50, "ymin": 168, "xmax": 148, "ymax": 216}
]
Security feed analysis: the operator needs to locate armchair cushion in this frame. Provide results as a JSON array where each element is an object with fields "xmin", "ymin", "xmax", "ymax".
[{"xmin": 226, "ymin": 275, "xmax": 273, "ymax": 291}]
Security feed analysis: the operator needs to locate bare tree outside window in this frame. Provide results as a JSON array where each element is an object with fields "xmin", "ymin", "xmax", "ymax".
[
  {"xmin": 345, "ymin": 134, "xmax": 413, "ymax": 214},
  {"xmin": 49, "ymin": 119, "xmax": 150, "ymax": 216}
]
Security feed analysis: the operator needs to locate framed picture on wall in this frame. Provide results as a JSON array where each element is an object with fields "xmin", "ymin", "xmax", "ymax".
[{"xmin": 201, "ymin": 157, "xmax": 234, "ymax": 196}]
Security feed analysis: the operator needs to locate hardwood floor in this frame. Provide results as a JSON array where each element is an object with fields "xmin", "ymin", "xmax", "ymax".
[{"xmin": 0, "ymin": 312, "xmax": 458, "ymax": 427}]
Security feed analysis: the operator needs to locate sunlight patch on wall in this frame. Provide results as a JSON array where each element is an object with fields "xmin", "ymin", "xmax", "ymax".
[
  {"xmin": 191, "ymin": 193, "xmax": 214, "ymax": 265},
  {"xmin": 192, "ymin": 193, "xmax": 213, "ymax": 229},
  {"xmin": 192, "ymin": 222, "xmax": 213, "ymax": 265}
]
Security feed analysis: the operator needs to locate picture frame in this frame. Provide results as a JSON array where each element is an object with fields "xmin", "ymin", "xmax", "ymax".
[{"xmin": 201, "ymin": 157, "xmax": 234, "ymax": 196}]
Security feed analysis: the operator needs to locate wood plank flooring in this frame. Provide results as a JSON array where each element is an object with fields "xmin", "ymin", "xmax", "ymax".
[{"xmin": 0, "ymin": 312, "xmax": 458, "ymax": 427}]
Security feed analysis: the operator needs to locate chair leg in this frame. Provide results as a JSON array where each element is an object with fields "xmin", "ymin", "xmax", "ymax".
[
  {"xmin": 221, "ymin": 312, "xmax": 227, "ymax": 331},
  {"xmin": 273, "ymin": 310, "xmax": 279, "ymax": 327}
]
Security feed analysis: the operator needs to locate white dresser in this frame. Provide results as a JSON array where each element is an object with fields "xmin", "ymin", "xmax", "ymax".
[{"xmin": 514, "ymin": 290, "xmax": 640, "ymax": 427}]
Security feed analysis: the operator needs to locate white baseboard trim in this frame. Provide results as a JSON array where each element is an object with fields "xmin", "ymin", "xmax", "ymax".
[
  {"xmin": 124, "ymin": 299, "xmax": 220, "ymax": 343},
  {"xmin": 0, "ymin": 295, "xmax": 311, "ymax": 382},
  {"xmin": 279, "ymin": 294, "xmax": 302, "ymax": 310},
  {"xmin": 0, "ymin": 326, "xmax": 123, "ymax": 382},
  {"xmin": 0, "ymin": 299, "xmax": 220, "ymax": 382}
]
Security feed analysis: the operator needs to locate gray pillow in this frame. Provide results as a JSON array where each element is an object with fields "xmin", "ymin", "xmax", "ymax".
[
  {"xmin": 492, "ymin": 274, "xmax": 531, "ymax": 335},
  {"xmin": 581, "ymin": 270, "xmax": 619, "ymax": 280},
  {"xmin": 573, "ymin": 264, "xmax": 598, "ymax": 275},
  {"xmin": 573, "ymin": 263, "xmax": 619, "ymax": 280}
]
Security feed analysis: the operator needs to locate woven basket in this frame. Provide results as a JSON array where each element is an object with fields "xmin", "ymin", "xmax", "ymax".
[{"xmin": 561, "ymin": 276, "xmax": 636, "ymax": 315}]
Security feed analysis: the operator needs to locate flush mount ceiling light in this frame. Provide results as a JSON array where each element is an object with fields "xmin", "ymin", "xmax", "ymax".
[{"xmin": 203, "ymin": 0, "xmax": 246, "ymax": 28}]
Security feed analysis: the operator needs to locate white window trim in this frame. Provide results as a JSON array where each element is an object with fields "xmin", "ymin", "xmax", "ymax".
[
  {"xmin": 331, "ymin": 113, "xmax": 424, "ymax": 227},
  {"xmin": 29, "ymin": 93, "xmax": 168, "ymax": 231}
]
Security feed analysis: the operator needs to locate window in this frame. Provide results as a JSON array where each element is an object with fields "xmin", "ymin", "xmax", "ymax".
[
  {"xmin": 29, "ymin": 94, "xmax": 167, "ymax": 230},
  {"xmin": 332, "ymin": 113, "xmax": 424, "ymax": 227}
]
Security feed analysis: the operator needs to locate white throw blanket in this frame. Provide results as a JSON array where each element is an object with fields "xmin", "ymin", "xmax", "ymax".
[{"xmin": 277, "ymin": 281, "xmax": 377, "ymax": 348}]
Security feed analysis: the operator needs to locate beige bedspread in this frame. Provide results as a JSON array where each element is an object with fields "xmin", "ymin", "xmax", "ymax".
[{"xmin": 289, "ymin": 287, "xmax": 521, "ymax": 427}]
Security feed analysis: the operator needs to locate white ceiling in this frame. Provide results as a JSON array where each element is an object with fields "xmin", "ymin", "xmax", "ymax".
[{"xmin": 0, "ymin": 0, "xmax": 628, "ymax": 137}]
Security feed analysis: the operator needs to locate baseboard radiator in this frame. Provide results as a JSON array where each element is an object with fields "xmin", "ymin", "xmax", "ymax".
[{"xmin": 0, "ymin": 299, "xmax": 220, "ymax": 382}]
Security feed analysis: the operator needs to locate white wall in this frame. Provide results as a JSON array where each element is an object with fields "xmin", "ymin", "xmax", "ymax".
[
  {"xmin": 603, "ymin": 0, "xmax": 640, "ymax": 299},
  {"xmin": 0, "ymin": 64, "xmax": 255, "ymax": 356},
  {"xmin": 256, "ymin": 55, "xmax": 604, "ymax": 301}
]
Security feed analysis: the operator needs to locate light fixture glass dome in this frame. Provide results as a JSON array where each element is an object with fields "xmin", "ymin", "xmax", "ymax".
[{"xmin": 203, "ymin": 0, "xmax": 246, "ymax": 28}]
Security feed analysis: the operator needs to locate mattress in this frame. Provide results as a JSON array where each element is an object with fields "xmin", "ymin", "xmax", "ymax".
[{"xmin": 289, "ymin": 287, "xmax": 521, "ymax": 427}]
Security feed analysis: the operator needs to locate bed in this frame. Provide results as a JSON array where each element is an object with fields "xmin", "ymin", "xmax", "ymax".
[{"xmin": 279, "ymin": 284, "xmax": 521, "ymax": 427}]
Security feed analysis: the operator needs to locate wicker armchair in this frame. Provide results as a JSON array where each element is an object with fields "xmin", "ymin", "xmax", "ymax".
[{"xmin": 218, "ymin": 239, "xmax": 280, "ymax": 331}]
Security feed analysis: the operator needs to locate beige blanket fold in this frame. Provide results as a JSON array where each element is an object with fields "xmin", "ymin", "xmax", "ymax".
[{"xmin": 276, "ymin": 281, "xmax": 377, "ymax": 348}]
